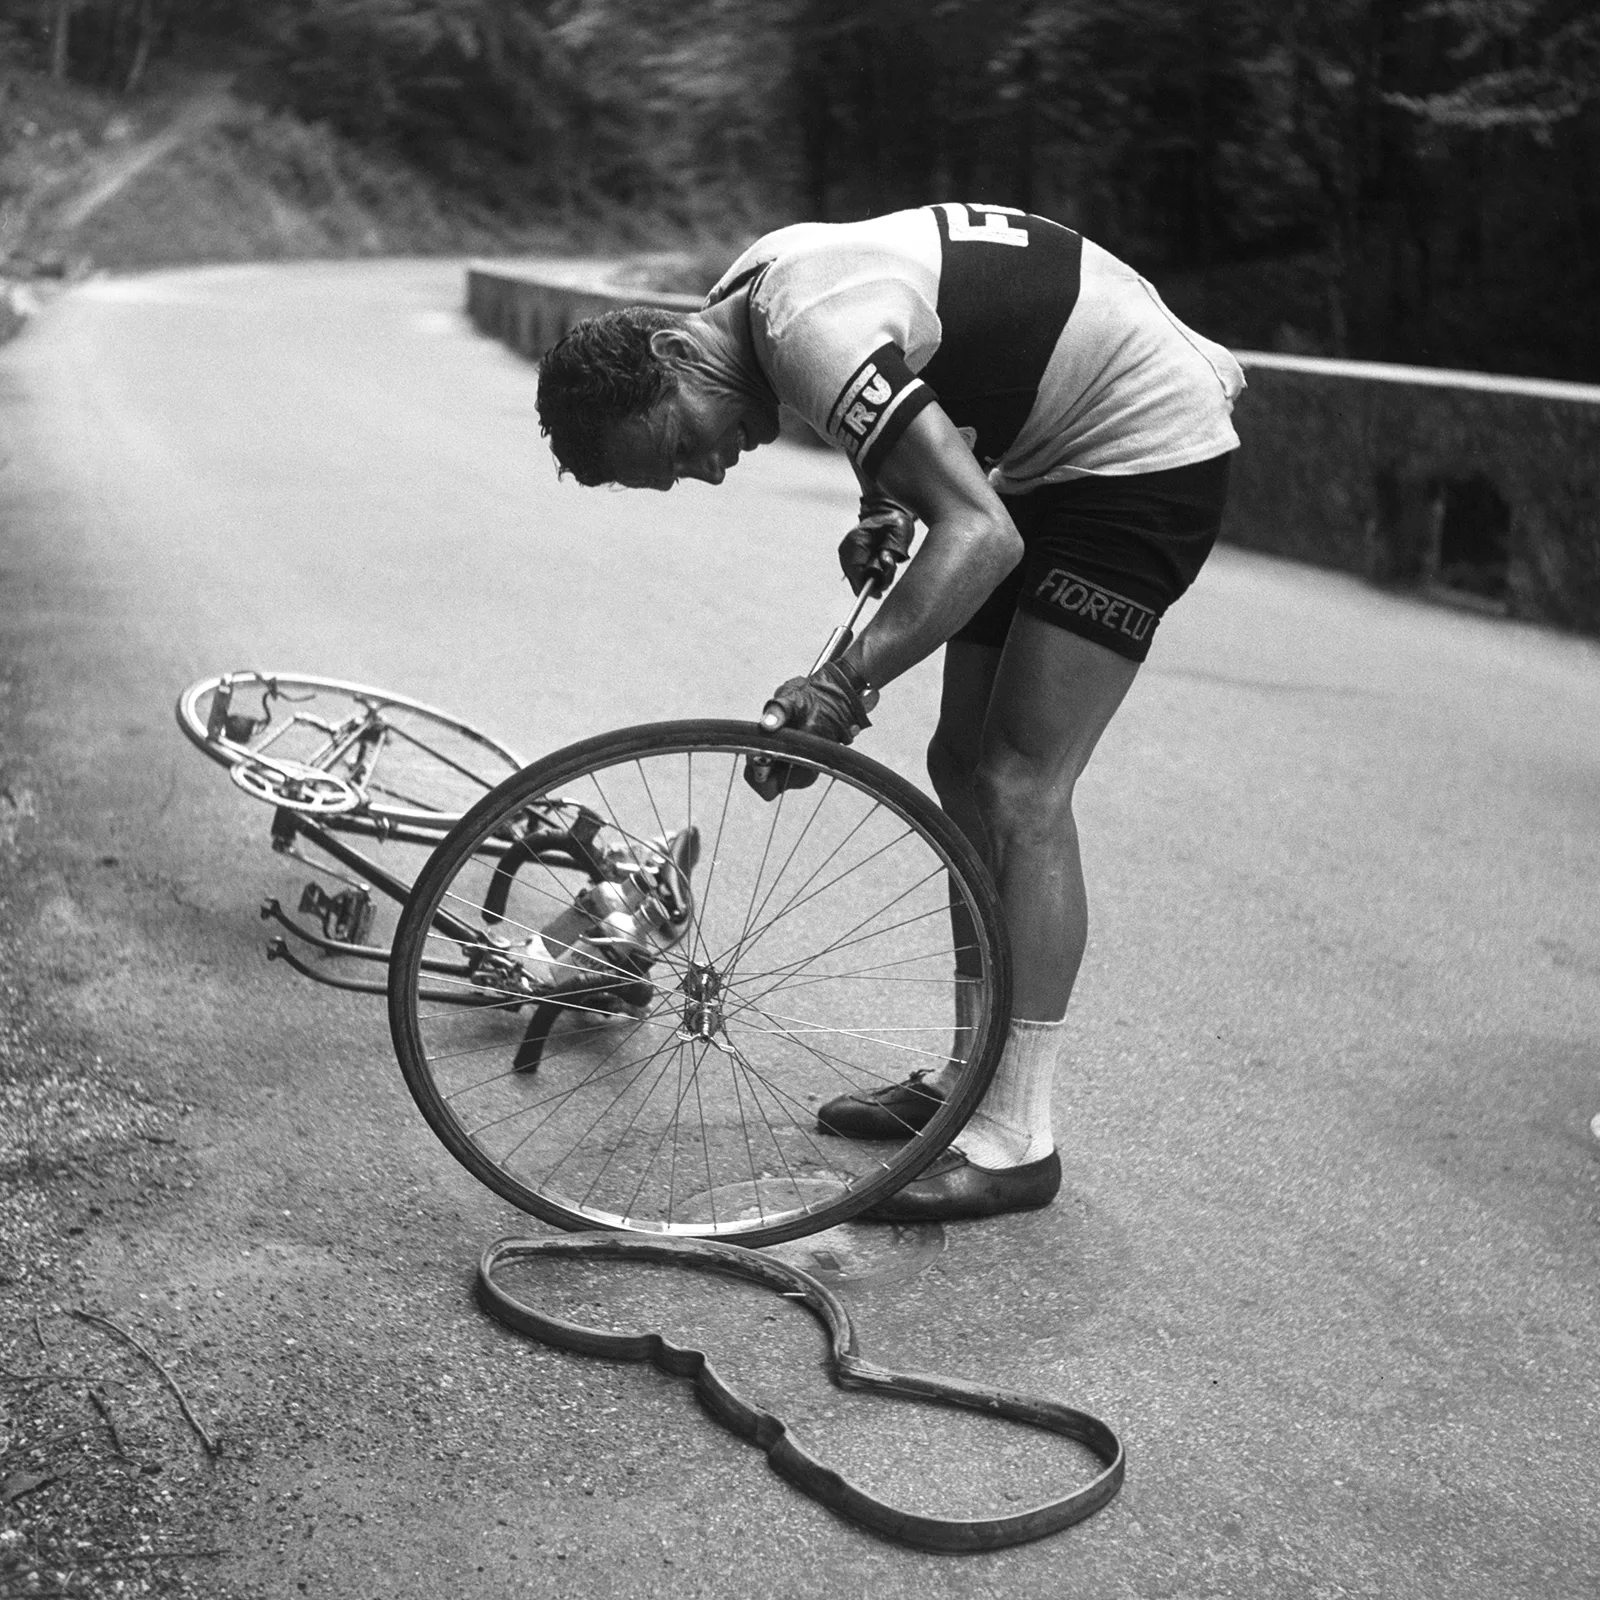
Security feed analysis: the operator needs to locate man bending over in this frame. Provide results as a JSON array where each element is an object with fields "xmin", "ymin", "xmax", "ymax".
[{"xmin": 535, "ymin": 202, "xmax": 1243, "ymax": 1223}]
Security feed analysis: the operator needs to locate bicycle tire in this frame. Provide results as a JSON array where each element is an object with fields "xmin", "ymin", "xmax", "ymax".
[
  {"xmin": 175, "ymin": 671, "xmax": 523, "ymax": 832},
  {"xmin": 388, "ymin": 719, "xmax": 1011, "ymax": 1246}
]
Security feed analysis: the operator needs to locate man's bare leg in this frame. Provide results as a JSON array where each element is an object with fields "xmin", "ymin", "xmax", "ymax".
[
  {"xmin": 828, "ymin": 621, "xmax": 1136, "ymax": 1190},
  {"xmin": 924, "ymin": 641, "xmax": 1003, "ymax": 1090},
  {"xmin": 926, "ymin": 622, "xmax": 1134, "ymax": 1010},
  {"xmin": 950, "ymin": 613, "xmax": 1136, "ymax": 1169},
  {"xmin": 976, "ymin": 613, "xmax": 1138, "ymax": 1019},
  {"xmin": 856, "ymin": 615, "xmax": 1138, "ymax": 1213}
]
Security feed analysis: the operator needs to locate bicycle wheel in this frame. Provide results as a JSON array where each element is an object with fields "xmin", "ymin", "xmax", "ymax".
[
  {"xmin": 175, "ymin": 672, "xmax": 522, "ymax": 831},
  {"xmin": 388, "ymin": 720, "xmax": 1011, "ymax": 1246}
]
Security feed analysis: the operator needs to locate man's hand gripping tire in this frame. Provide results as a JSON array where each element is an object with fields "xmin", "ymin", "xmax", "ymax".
[{"xmin": 745, "ymin": 657, "xmax": 876, "ymax": 800}]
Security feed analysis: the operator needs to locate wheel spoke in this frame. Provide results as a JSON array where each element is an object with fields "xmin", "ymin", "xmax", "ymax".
[
  {"xmin": 684, "ymin": 750, "xmax": 740, "ymax": 975},
  {"xmin": 725, "ymin": 1041, "xmax": 830, "ymax": 1218},
  {"xmin": 614, "ymin": 1037, "xmax": 706, "ymax": 1225},
  {"xmin": 722, "ymin": 1037, "xmax": 884, "ymax": 1178},
  {"xmin": 739, "ymin": 1008, "xmax": 965, "ymax": 1067},
  {"xmin": 711, "ymin": 815, "xmax": 924, "ymax": 975},
  {"xmin": 728, "ymin": 990, "xmax": 941, "ymax": 1095},
  {"xmin": 565, "ymin": 1034, "xmax": 696, "ymax": 1212},
  {"xmin": 726, "ymin": 894, "xmax": 953, "ymax": 1011}
]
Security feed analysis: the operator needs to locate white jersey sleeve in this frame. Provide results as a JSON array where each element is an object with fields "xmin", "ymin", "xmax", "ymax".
[{"xmin": 708, "ymin": 213, "xmax": 947, "ymax": 477}]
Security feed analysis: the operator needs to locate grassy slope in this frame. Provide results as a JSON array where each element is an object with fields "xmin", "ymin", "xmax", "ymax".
[{"xmin": 0, "ymin": 62, "xmax": 575, "ymax": 283}]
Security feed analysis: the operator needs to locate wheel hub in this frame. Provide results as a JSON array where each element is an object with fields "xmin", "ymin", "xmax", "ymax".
[{"xmin": 678, "ymin": 961, "xmax": 726, "ymax": 1044}]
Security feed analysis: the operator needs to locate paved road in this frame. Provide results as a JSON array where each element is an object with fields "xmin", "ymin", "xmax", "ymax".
[{"xmin": 2, "ymin": 260, "xmax": 1597, "ymax": 1598}]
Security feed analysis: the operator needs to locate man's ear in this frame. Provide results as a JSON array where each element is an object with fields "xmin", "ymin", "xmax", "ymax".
[{"xmin": 648, "ymin": 326, "xmax": 698, "ymax": 369}]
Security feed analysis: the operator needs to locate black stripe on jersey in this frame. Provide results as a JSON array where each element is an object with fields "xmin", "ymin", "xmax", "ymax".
[
  {"xmin": 919, "ymin": 204, "xmax": 1083, "ymax": 468},
  {"xmin": 826, "ymin": 343, "xmax": 936, "ymax": 477}
]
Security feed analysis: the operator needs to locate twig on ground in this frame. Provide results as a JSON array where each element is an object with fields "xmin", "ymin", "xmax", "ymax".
[
  {"xmin": 78, "ymin": 1548, "xmax": 229, "ymax": 1565},
  {"xmin": 69, "ymin": 1309, "xmax": 222, "ymax": 1457},
  {"xmin": 88, "ymin": 1386, "xmax": 127, "ymax": 1457},
  {"xmin": 1, "ymin": 1366, "xmax": 114, "ymax": 1384},
  {"xmin": 1, "ymin": 1471, "xmax": 60, "ymax": 1504},
  {"xmin": 33, "ymin": 1309, "xmax": 48, "ymax": 1352},
  {"xmin": 34, "ymin": 1420, "xmax": 97, "ymax": 1449}
]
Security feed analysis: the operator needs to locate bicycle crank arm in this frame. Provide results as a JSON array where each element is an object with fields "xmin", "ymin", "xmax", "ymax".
[
  {"xmin": 266, "ymin": 935, "xmax": 511, "ymax": 1007},
  {"xmin": 266, "ymin": 937, "xmax": 391, "ymax": 995},
  {"xmin": 261, "ymin": 898, "xmax": 392, "ymax": 965},
  {"xmin": 263, "ymin": 897, "xmax": 486, "ymax": 982}
]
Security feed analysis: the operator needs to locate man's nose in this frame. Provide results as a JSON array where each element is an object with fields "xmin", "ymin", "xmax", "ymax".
[{"xmin": 680, "ymin": 454, "xmax": 724, "ymax": 486}]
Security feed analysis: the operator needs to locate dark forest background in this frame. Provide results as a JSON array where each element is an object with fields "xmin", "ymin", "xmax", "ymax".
[{"xmin": 4, "ymin": 0, "xmax": 1598, "ymax": 379}]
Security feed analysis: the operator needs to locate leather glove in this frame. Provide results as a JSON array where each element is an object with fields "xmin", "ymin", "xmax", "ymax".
[
  {"xmin": 745, "ymin": 659, "xmax": 876, "ymax": 800},
  {"xmin": 837, "ymin": 495, "xmax": 915, "ymax": 596}
]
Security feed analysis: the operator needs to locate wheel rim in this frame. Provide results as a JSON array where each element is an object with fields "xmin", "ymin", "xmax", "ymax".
[
  {"xmin": 394, "ymin": 725, "xmax": 1008, "ymax": 1244},
  {"xmin": 176, "ymin": 672, "xmax": 522, "ymax": 827}
]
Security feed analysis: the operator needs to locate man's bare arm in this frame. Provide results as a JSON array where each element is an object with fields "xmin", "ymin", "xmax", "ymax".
[{"xmin": 840, "ymin": 404, "xmax": 1023, "ymax": 689}]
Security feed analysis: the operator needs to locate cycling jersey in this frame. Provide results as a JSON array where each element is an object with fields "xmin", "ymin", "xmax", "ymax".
[{"xmin": 705, "ymin": 203, "xmax": 1244, "ymax": 492}]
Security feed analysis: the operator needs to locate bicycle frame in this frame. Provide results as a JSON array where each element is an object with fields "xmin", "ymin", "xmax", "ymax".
[
  {"xmin": 257, "ymin": 797, "xmax": 634, "ymax": 1003},
  {"xmin": 186, "ymin": 588, "xmax": 882, "ymax": 1027},
  {"xmin": 260, "ymin": 806, "xmax": 485, "ymax": 1001},
  {"xmin": 177, "ymin": 675, "xmax": 617, "ymax": 1008}
]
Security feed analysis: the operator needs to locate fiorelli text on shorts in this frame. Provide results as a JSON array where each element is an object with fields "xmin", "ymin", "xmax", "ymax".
[{"xmin": 1032, "ymin": 568, "xmax": 1156, "ymax": 644}]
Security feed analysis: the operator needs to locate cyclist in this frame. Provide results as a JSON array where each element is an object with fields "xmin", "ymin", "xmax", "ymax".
[{"xmin": 535, "ymin": 203, "xmax": 1243, "ymax": 1222}]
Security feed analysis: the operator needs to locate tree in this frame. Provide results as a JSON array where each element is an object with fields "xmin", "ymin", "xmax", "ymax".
[
  {"xmin": 1389, "ymin": 0, "xmax": 1600, "ymax": 131},
  {"xmin": 47, "ymin": 0, "xmax": 71, "ymax": 78}
]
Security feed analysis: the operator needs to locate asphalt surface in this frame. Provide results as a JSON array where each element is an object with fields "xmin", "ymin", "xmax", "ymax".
[{"xmin": 1, "ymin": 258, "xmax": 1598, "ymax": 1598}]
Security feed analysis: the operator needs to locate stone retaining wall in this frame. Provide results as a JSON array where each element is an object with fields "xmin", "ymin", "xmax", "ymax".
[
  {"xmin": 465, "ymin": 260, "xmax": 698, "ymax": 362},
  {"xmin": 1226, "ymin": 355, "xmax": 1600, "ymax": 634},
  {"xmin": 467, "ymin": 259, "xmax": 1600, "ymax": 636}
]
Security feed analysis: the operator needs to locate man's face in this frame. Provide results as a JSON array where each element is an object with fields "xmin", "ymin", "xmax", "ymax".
[{"xmin": 604, "ymin": 372, "xmax": 781, "ymax": 490}]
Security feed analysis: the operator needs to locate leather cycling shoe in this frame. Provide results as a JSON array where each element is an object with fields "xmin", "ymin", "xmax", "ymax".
[
  {"xmin": 859, "ymin": 1147, "xmax": 1061, "ymax": 1223},
  {"xmin": 816, "ymin": 1070, "xmax": 945, "ymax": 1140}
]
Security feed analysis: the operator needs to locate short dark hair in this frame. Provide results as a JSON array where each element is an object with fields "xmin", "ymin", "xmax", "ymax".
[{"xmin": 535, "ymin": 306, "xmax": 689, "ymax": 485}]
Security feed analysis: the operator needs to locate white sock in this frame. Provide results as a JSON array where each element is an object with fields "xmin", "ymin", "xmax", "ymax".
[
  {"xmin": 954, "ymin": 1016, "xmax": 1063, "ymax": 1169},
  {"xmin": 926, "ymin": 974, "xmax": 983, "ymax": 1096}
]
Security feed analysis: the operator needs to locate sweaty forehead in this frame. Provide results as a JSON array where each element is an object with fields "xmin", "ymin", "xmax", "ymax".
[{"xmin": 604, "ymin": 407, "xmax": 677, "ymax": 490}]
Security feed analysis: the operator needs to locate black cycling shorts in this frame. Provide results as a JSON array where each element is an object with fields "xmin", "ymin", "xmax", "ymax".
[{"xmin": 954, "ymin": 452, "xmax": 1233, "ymax": 663}]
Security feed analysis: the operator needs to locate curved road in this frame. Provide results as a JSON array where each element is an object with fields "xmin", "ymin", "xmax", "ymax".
[{"xmin": 2, "ymin": 261, "xmax": 1597, "ymax": 1598}]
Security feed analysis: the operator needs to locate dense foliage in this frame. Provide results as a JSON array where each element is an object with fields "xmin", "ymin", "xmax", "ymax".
[{"xmin": 7, "ymin": 0, "xmax": 1598, "ymax": 377}]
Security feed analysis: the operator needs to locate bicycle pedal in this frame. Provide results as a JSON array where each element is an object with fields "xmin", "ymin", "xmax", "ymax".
[{"xmin": 298, "ymin": 882, "xmax": 375, "ymax": 946}]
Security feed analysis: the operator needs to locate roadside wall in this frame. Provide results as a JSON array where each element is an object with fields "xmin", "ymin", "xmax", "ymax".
[
  {"xmin": 1226, "ymin": 356, "xmax": 1600, "ymax": 634},
  {"xmin": 465, "ymin": 260, "xmax": 698, "ymax": 364},
  {"xmin": 467, "ymin": 261, "xmax": 1600, "ymax": 636}
]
